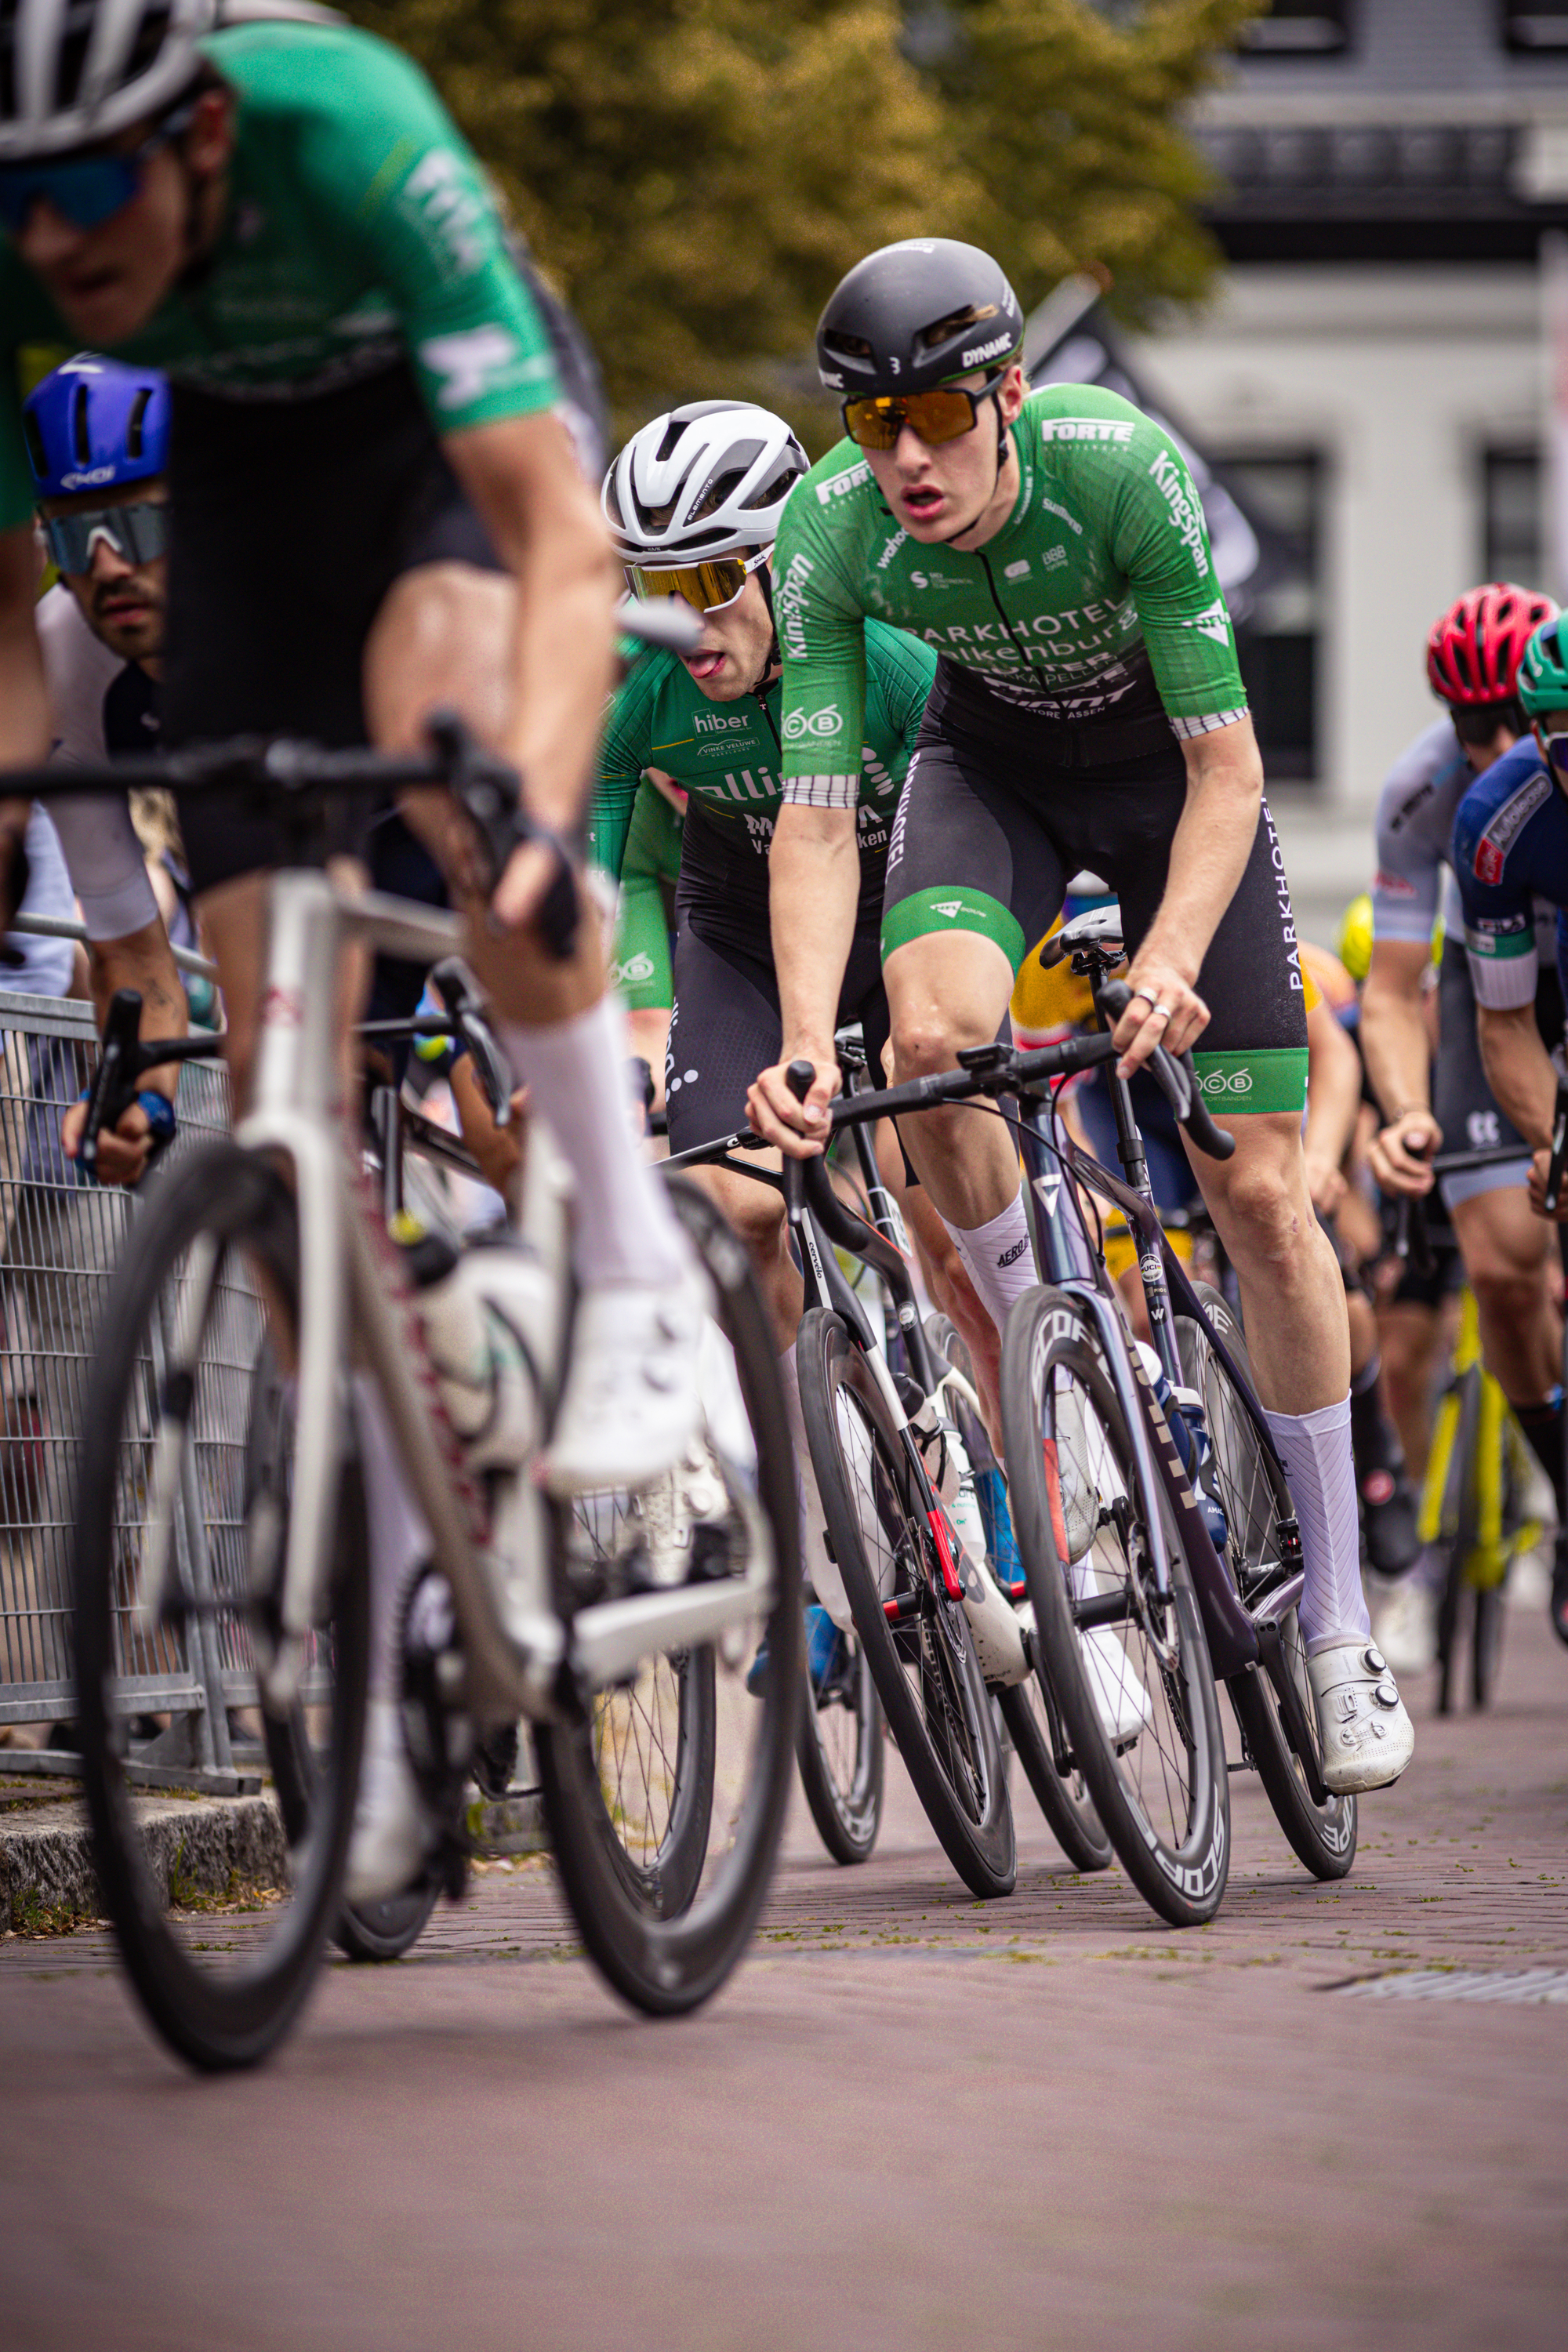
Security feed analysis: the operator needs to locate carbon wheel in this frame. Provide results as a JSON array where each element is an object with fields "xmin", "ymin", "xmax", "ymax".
[
  {"xmin": 74, "ymin": 1144, "xmax": 366, "ymax": 2071},
  {"xmin": 797, "ymin": 1308, "xmax": 1014, "ymax": 1899},
  {"xmin": 795, "ymin": 1624, "xmax": 884, "ymax": 1865},
  {"xmin": 1177, "ymin": 1286, "xmax": 1356, "ymax": 1882},
  {"xmin": 1001, "ymin": 1287, "xmax": 1228, "ymax": 1928}
]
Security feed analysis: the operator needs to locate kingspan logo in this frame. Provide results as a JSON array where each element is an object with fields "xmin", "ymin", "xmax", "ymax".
[{"xmin": 782, "ymin": 705, "xmax": 842, "ymax": 740}]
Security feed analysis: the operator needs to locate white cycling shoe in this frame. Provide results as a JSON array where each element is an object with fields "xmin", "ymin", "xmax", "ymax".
[
  {"xmin": 1080, "ymin": 1624, "xmax": 1152, "ymax": 1751},
  {"xmin": 543, "ymin": 1265, "xmax": 710, "ymax": 1498},
  {"xmin": 1307, "ymin": 1639, "xmax": 1415, "ymax": 1794},
  {"xmin": 344, "ymin": 1697, "xmax": 437, "ymax": 1907}
]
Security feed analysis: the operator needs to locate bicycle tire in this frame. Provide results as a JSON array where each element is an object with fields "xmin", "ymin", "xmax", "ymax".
[
  {"xmin": 996, "ymin": 1674, "xmax": 1113, "ymax": 1874},
  {"xmin": 534, "ymin": 1178, "xmax": 802, "ymax": 2013},
  {"xmin": 795, "ymin": 1627, "xmax": 884, "ymax": 1865},
  {"xmin": 797, "ymin": 1307, "xmax": 1015, "ymax": 1899},
  {"xmin": 1001, "ymin": 1287, "xmax": 1228, "ymax": 1927},
  {"xmin": 1435, "ymin": 1374, "xmax": 1482, "ymax": 1719},
  {"xmin": 1472, "ymin": 1579, "xmax": 1507, "ymax": 1711},
  {"xmin": 1175, "ymin": 1287, "xmax": 1357, "ymax": 1882},
  {"xmin": 234, "ymin": 1337, "xmax": 440, "ymax": 1968},
  {"xmin": 925, "ymin": 1327, "xmax": 1110, "ymax": 1875},
  {"xmin": 74, "ymin": 1142, "xmax": 367, "ymax": 2071}
]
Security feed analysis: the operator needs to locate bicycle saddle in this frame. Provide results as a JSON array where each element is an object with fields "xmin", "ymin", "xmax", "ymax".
[{"xmin": 1040, "ymin": 903, "xmax": 1127, "ymax": 967}]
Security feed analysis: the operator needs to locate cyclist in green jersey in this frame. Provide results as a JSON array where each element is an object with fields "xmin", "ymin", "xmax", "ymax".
[
  {"xmin": 0, "ymin": 0, "xmax": 708, "ymax": 1896},
  {"xmin": 604, "ymin": 401, "xmax": 977, "ymax": 1655},
  {"xmin": 746, "ymin": 238, "xmax": 1412, "ymax": 1795}
]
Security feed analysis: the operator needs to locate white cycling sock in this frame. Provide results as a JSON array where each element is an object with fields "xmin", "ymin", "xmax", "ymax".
[
  {"xmin": 351, "ymin": 1375, "xmax": 432, "ymax": 1704},
  {"xmin": 778, "ymin": 1339, "xmax": 855, "ymax": 1632},
  {"xmin": 943, "ymin": 1187, "xmax": 1036, "ymax": 1341},
  {"xmin": 1261, "ymin": 1395, "xmax": 1371, "ymax": 1652},
  {"xmin": 500, "ymin": 995, "xmax": 687, "ymax": 1287}
]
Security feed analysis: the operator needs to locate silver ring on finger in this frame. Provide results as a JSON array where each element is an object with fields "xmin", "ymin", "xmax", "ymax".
[{"xmin": 1148, "ymin": 1001, "xmax": 1173, "ymax": 1022}]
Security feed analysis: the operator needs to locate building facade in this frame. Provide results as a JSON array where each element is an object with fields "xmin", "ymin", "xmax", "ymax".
[{"xmin": 1122, "ymin": 0, "xmax": 1568, "ymax": 930}]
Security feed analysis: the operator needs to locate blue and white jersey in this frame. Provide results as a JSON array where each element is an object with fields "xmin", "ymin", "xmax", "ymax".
[
  {"xmin": 35, "ymin": 584, "xmax": 159, "ymax": 942},
  {"xmin": 1452, "ymin": 738, "xmax": 1568, "ymax": 1011},
  {"xmin": 1372, "ymin": 718, "xmax": 1475, "ymax": 946}
]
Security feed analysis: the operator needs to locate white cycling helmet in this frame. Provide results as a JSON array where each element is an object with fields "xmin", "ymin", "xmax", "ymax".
[
  {"xmin": 603, "ymin": 400, "xmax": 808, "ymax": 562},
  {"xmin": 0, "ymin": 0, "xmax": 219, "ymax": 161}
]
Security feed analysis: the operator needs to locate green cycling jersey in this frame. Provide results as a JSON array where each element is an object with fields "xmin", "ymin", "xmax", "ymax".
[
  {"xmin": 610, "ymin": 781, "xmax": 684, "ymax": 1012},
  {"xmin": 592, "ymin": 619, "xmax": 937, "ymax": 885},
  {"xmin": 1, "ymin": 22, "xmax": 559, "ymax": 532},
  {"xmin": 772, "ymin": 383, "xmax": 1247, "ymax": 794}
]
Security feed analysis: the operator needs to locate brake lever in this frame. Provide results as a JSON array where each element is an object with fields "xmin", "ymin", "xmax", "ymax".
[
  {"xmin": 782, "ymin": 1059, "xmax": 816, "ymax": 1220},
  {"xmin": 80, "ymin": 988, "xmax": 144, "ymax": 1178},
  {"xmin": 425, "ymin": 709, "xmax": 579, "ymax": 963},
  {"xmin": 1544, "ymin": 1060, "xmax": 1568, "ymax": 1215},
  {"xmin": 429, "ymin": 956, "xmax": 514, "ymax": 1128}
]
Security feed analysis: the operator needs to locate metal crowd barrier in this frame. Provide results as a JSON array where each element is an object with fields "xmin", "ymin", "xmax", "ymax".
[
  {"xmin": 0, "ymin": 930, "xmax": 482, "ymax": 1793},
  {"xmin": 0, "ymin": 976, "xmax": 263, "ymax": 1789}
]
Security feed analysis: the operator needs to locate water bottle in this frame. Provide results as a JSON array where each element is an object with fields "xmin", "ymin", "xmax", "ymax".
[
  {"xmin": 1134, "ymin": 1340, "xmax": 1227, "ymax": 1555},
  {"xmin": 406, "ymin": 1229, "xmax": 546, "ymax": 1472}
]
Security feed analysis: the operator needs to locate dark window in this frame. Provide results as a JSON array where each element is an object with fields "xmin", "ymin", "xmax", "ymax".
[
  {"xmin": 1217, "ymin": 454, "xmax": 1323, "ymax": 785},
  {"xmin": 1502, "ymin": 5, "xmax": 1568, "ymax": 51},
  {"xmin": 1483, "ymin": 447, "xmax": 1543, "ymax": 584},
  {"xmin": 1240, "ymin": 2, "xmax": 1350, "ymax": 53}
]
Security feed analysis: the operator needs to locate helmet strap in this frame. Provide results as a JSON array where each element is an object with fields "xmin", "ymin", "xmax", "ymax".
[
  {"xmin": 752, "ymin": 556, "xmax": 782, "ymax": 695},
  {"xmin": 937, "ymin": 389, "xmax": 1011, "ymax": 550}
]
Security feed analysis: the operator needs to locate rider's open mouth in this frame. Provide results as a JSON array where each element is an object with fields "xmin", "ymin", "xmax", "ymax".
[
  {"xmin": 684, "ymin": 648, "xmax": 725, "ymax": 681},
  {"xmin": 902, "ymin": 485, "xmax": 945, "ymax": 519}
]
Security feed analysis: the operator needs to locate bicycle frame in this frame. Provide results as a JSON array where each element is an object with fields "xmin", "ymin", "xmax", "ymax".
[{"xmin": 155, "ymin": 867, "xmax": 778, "ymax": 1725}]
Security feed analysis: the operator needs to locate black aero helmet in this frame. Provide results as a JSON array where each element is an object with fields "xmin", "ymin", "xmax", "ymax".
[{"xmin": 816, "ymin": 238, "xmax": 1025, "ymax": 399}]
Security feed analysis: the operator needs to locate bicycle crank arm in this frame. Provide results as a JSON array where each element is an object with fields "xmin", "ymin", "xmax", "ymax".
[{"xmin": 565, "ymin": 1504, "xmax": 777, "ymax": 1695}]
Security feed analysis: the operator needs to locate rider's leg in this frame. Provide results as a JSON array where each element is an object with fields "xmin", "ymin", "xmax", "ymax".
[
  {"xmin": 363, "ymin": 561, "xmax": 700, "ymax": 1494},
  {"xmin": 884, "ymin": 931, "xmax": 1039, "ymax": 1336},
  {"xmin": 1345, "ymin": 1278, "xmax": 1420, "ymax": 1576},
  {"xmin": 1377, "ymin": 1294, "xmax": 1444, "ymax": 1483},
  {"xmin": 1450, "ymin": 1183, "xmax": 1564, "ymax": 1514}
]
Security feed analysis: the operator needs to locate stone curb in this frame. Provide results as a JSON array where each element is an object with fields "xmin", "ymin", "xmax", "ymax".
[{"xmin": 2, "ymin": 1779, "xmax": 546, "ymax": 1932}]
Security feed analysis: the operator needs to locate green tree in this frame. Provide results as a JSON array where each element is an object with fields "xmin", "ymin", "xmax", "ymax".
[
  {"xmin": 916, "ymin": 1, "xmax": 1260, "ymax": 321},
  {"xmin": 344, "ymin": 0, "xmax": 1257, "ymax": 430}
]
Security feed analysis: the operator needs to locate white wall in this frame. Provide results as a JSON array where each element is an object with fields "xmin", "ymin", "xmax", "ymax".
[{"xmin": 1123, "ymin": 266, "xmax": 1542, "ymax": 939}]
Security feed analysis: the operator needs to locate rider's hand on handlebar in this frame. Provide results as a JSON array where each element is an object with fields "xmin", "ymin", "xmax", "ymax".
[
  {"xmin": 1368, "ymin": 1109, "xmax": 1439, "ymax": 1196},
  {"xmin": 61, "ymin": 1095, "xmax": 162, "ymax": 1188},
  {"xmin": 1112, "ymin": 953, "xmax": 1209, "ymax": 1077},
  {"xmin": 488, "ymin": 837, "xmax": 567, "ymax": 935},
  {"xmin": 746, "ymin": 1047, "xmax": 840, "ymax": 1159},
  {"xmin": 1528, "ymin": 1145, "xmax": 1568, "ymax": 1221},
  {"xmin": 1303, "ymin": 1146, "xmax": 1347, "ymax": 1218}
]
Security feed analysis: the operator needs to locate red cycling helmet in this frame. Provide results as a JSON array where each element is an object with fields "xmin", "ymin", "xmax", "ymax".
[{"xmin": 1426, "ymin": 581, "xmax": 1559, "ymax": 706}]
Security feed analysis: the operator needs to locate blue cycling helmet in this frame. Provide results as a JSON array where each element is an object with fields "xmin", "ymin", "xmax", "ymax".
[{"xmin": 23, "ymin": 355, "xmax": 171, "ymax": 501}]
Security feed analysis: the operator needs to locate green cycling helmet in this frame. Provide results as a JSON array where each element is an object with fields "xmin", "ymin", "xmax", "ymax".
[{"xmin": 1515, "ymin": 614, "xmax": 1568, "ymax": 721}]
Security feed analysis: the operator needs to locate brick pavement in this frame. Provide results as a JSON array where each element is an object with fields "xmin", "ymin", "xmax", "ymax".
[{"xmin": 0, "ymin": 1606, "xmax": 1563, "ymax": 2351}]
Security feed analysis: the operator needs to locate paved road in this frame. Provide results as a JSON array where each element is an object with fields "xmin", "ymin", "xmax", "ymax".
[{"xmin": 2, "ymin": 1606, "xmax": 1565, "ymax": 2351}]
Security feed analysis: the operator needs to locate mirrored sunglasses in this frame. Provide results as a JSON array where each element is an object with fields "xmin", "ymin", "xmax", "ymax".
[
  {"xmin": 841, "ymin": 383, "xmax": 993, "ymax": 452},
  {"xmin": 624, "ymin": 546, "xmax": 768, "ymax": 614},
  {"xmin": 0, "ymin": 104, "xmax": 194, "ymax": 236},
  {"xmin": 43, "ymin": 500, "xmax": 169, "ymax": 574}
]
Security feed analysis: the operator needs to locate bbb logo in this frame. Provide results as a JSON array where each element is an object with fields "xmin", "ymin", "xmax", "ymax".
[{"xmin": 782, "ymin": 705, "xmax": 841, "ymax": 740}]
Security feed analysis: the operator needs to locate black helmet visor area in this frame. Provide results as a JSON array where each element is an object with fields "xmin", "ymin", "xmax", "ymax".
[{"xmin": 816, "ymin": 237, "xmax": 1024, "ymax": 399}]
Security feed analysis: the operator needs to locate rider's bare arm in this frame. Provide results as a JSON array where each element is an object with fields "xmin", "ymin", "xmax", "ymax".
[
  {"xmin": 1302, "ymin": 993, "xmax": 1363, "ymax": 1216},
  {"xmin": 746, "ymin": 802, "xmax": 861, "ymax": 1156},
  {"xmin": 1116, "ymin": 713, "xmax": 1264, "ymax": 1076},
  {"xmin": 60, "ymin": 920, "xmax": 190, "ymax": 1186},
  {"xmin": 1361, "ymin": 936, "xmax": 1440, "ymax": 1192},
  {"xmin": 443, "ymin": 411, "xmax": 619, "ymax": 906},
  {"xmin": 1475, "ymin": 1002, "xmax": 1563, "ymax": 1214},
  {"xmin": 0, "ymin": 528, "xmax": 50, "ymax": 919}
]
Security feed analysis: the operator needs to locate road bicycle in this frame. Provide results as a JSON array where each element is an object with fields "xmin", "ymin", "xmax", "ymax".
[
  {"xmin": 1397, "ymin": 1141, "xmax": 1557, "ymax": 1711},
  {"xmin": 787, "ymin": 903, "xmax": 1360, "ymax": 1926},
  {"xmin": 666, "ymin": 1104, "xmax": 889, "ymax": 1870},
  {"xmin": 21, "ymin": 722, "xmax": 801, "ymax": 2070}
]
